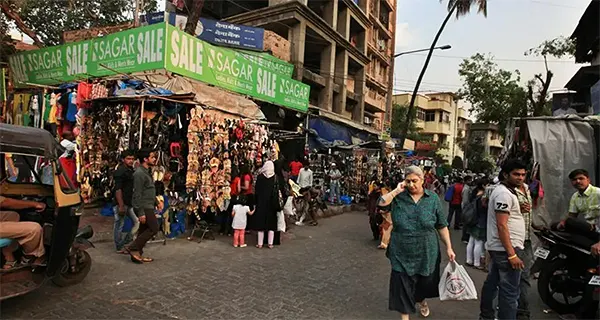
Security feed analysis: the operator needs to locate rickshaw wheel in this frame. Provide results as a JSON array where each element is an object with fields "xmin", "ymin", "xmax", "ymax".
[{"xmin": 51, "ymin": 251, "xmax": 92, "ymax": 287}]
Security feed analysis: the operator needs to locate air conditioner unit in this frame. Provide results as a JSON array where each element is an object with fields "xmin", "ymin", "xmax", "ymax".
[{"xmin": 364, "ymin": 117, "xmax": 372, "ymax": 124}]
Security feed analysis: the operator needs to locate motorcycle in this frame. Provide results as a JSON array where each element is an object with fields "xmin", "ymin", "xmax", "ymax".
[{"xmin": 531, "ymin": 226, "xmax": 598, "ymax": 316}]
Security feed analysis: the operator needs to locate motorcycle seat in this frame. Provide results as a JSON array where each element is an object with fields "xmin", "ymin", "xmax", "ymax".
[
  {"xmin": 551, "ymin": 231, "xmax": 596, "ymax": 249},
  {"xmin": 0, "ymin": 238, "xmax": 13, "ymax": 248}
]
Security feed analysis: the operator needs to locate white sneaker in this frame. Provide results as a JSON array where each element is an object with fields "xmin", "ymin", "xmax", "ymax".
[
  {"xmin": 240, "ymin": 244, "xmax": 247, "ymax": 248},
  {"xmin": 295, "ymin": 221, "xmax": 304, "ymax": 226}
]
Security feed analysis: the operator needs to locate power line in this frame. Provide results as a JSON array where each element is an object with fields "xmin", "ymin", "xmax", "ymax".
[{"xmin": 407, "ymin": 53, "xmax": 577, "ymax": 64}]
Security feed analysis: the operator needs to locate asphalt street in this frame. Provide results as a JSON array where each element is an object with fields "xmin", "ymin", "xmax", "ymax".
[{"xmin": 1, "ymin": 210, "xmax": 561, "ymax": 320}]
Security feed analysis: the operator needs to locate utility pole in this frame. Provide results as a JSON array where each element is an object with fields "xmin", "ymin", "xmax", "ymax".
[{"xmin": 134, "ymin": 0, "xmax": 141, "ymax": 26}]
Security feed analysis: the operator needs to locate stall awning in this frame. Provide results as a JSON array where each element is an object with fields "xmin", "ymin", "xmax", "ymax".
[
  {"xmin": 308, "ymin": 106, "xmax": 381, "ymax": 136},
  {"xmin": 307, "ymin": 114, "xmax": 380, "ymax": 150},
  {"xmin": 137, "ymin": 73, "xmax": 265, "ymax": 120}
]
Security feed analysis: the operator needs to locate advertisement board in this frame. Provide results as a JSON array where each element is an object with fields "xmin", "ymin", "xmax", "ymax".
[
  {"xmin": 165, "ymin": 24, "xmax": 308, "ymax": 112},
  {"xmin": 8, "ymin": 23, "xmax": 308, "ymax": 112}
]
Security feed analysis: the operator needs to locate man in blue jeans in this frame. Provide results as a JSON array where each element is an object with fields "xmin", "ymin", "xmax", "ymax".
[
  {"xmin": 480, "ymin": 160, "xmax": 527, "ymax": 320},
  {"xmin": 113, "ymin": 150, "xmax": 139, "ymax": 254}
]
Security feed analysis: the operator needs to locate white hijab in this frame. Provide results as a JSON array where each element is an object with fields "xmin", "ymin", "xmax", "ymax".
[{"xmin": 262, "ymin": 161, "xmax": 275, "ymax": 179}]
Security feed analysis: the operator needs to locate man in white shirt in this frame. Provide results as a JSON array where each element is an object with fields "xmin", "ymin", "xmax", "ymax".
[
  {"xmin": 480, "ymin": 160, "xmax": 527, "ymax": 320},
  {"xmin": 296, "ymin": 161, "xmax": 317, "ymax": 226}
]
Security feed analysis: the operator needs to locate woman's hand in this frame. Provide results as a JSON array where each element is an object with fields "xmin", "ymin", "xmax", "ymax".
[{"xmin": 446, "ymin": 248, "xmax": 456, "ymax": 262}]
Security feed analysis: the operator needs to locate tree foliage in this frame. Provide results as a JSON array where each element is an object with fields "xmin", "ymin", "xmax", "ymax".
[
  {"xmin": 444, "ymin": 0, "xmax": 487, "ymax": 18},
  {"xmin": 466, "ymin": 134, "xmax": 495, "ymax": 174},
  {"xmin": 451, "ymin": 156, "xmax": 464, "ymax": 170},
  {"xmin": 524, "ymin": 36, "xmax": 575, "ymax": 117},
  {"xmin": 458, "ymin": 53, "xmax": 528, "ymax": 136},
  {"xmin": 2, "ymin": 0, "xmax": 157, "ymax": 46},
  {"xmin": 391, "ymin": 103, "xmax": 421, "ymax": 141}
]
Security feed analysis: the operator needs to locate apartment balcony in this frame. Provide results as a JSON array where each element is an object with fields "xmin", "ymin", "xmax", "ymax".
[
  {"xmin": 489, "ymin": 138, "xmax": 503, "ymax": 149},
  {"xmin": 366, "ymin": 71, "xmax": 387, "ymax": 92},
  {"xmin": 365, "ymin": 88, "xmax": 386, "ymax": 113},
  {"xmin": 424, "ymin": 100, "xmax": 454, "ymax": 114},
  {"xmin": 423, "ymin": 121, "xmax": 452, "ymax": 135}
]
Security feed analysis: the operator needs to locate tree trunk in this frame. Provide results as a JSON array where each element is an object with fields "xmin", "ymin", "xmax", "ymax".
[
  {"xmin": 397, "ymin": 2, "xmax": 457, "ymax": 150},
  {"xmin": 184, "ymin": 0, "xmax": 205, "ymax": 36},
  {"xmin": 1, "ymin": 3, "xmax": 44, "ymax": 47}
]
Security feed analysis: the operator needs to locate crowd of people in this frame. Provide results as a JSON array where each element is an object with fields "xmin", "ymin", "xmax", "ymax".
[{"xmin": 366, "ymin": 160, "xmax": 600, "ymax": 320}]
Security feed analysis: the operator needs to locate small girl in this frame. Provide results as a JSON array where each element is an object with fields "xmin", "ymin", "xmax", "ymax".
[{"xmin": 232, "ymin": 196, "xmax": 254, "ymax": 247}]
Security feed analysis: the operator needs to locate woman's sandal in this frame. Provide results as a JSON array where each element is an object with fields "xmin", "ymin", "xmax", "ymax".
[
  {"xmin": 2, "ymin": 260, "xmax": 18, "ymax": 270},
  {"xmin": 268, "ymin": 245, "xmax": 274, "ymax": 249},
  {"xmin": 416, "ymin": 302, "xmax": 430, "ymax": 318},
  {"xmin": 141, "ymin": 257, "xmax": 154, "ymax": 262},
  {"xmin": 256, "ymin": 245, "xmax": 263, "ymax": 249}
]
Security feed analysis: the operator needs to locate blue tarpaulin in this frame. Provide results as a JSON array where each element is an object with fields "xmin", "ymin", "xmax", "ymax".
[{"xmin": 308, "ymin": 117, "xmax": 378, "ymax": 150}]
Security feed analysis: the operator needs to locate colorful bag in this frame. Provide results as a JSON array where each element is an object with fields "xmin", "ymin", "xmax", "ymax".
[{"xmin": 444, "ymin": 185, "xmax": 455, "ymax": 202}]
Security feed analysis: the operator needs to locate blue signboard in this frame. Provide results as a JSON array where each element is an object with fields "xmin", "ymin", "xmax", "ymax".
[
  {"xmin": 197, "ymin": 18, "xmax": 264, "ymax": 51},
  {"xmin": 140, "ymin": 12, "xmax": 264, "ymax": 51}
]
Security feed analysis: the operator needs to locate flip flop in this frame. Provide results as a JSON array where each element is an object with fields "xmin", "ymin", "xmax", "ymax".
[
  {"xmin": 2, "ymin": 260, "xmax": 18, "ymax": 270},
  {"xmin": 416, "ymin": 302, "xmax": 430, "ymax": 318},
  {"xmin": 141, "ymin": 257, "xmax": 154, "ymax": 262}
]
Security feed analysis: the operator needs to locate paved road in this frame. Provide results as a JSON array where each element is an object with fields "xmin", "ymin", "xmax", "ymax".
[{"xmin": 2, "ymin": 211, "xmax": 560, "ymax": 319}]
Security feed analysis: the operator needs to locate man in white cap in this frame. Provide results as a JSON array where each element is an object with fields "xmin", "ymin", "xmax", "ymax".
[{"xmin": 329, "ymin": 163, "xmax": 342, "ymax": 205}]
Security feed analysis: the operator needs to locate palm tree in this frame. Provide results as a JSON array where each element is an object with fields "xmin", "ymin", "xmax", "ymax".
[{"xmin": 397, "ymin": 0, "xmax": 488, "ymax": 150}]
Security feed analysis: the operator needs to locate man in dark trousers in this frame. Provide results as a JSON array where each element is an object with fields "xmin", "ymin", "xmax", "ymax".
[
  {"xmin": 113, "ymin": 149, "xmax": 139, "ymax": 254},
  {"xmin": 128, "ymin": 149, "xmax": 158, "ymax": 264}
]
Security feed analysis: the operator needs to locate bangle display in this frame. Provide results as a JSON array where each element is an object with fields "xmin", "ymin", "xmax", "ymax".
[{"xmin": 508, "ymin": 254, "xmax": 518, "ymax": 260}]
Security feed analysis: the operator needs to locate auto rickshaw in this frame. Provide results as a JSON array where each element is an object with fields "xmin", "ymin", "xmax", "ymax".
[{"xmin": 0, "ymin": 124, "xmax": 93, "ymax": 300}]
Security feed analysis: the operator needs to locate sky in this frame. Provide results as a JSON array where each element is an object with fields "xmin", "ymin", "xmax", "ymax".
[{"xmin": 393, "ymin": 0, "xmax": 591, "ymax": 105}]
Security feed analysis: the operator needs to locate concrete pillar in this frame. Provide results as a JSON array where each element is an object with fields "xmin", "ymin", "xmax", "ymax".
[
  {"xmin": 289, "ymin": 21, "xmax": 306, "ymax": 81},
  {"xmin": 319, "ymin": 42, "xmax": 335, "ymax": 111},
  {"xmin": 353, "ymin": 66, "xmax": 366, "ymax": 123},
  {"xmin": 323, "ymin": 0, "xmax": 338, "ymax": 29},
  {"xmin": 336, "ymin": 7, "xmax": 350, "ymax": 39},
  {"xmin": 333, "ymin": 49, "xmax": 348, "ymax": 114}
]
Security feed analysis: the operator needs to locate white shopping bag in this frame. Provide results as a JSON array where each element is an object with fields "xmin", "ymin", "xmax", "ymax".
[
  {"xmin": 283, "ymin": 196, "xmax": 295, "ymax": 216},
  {"xmin": 439, "ymin": 261, "xmax": 478, "ymax": 301},
  {"xmin": 277, "ymin": 211, "xmax": 286, "ymax": 232}
]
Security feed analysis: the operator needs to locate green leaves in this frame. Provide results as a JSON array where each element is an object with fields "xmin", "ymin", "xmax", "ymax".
[
  {"xmin": 390, "ymin": 103, "xmax": 421, "ymax": 141},
  {"xmin": 11, "ymin": 0, "xmax": 157, "ymax": 46},
  {"xmin": 525, "ymin": 36, "xmax": 575, "ymax": 60},
  {"xmin": 443, "ymin": 0, "xmax": 488, "ymax": 19},
  {"xmin": 458, "ymin": 53, "xmax": 528, "ymax": 137}
]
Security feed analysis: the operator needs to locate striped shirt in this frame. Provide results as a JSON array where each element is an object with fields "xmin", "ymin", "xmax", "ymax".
[{"xmin": 568, "ymin": 185, "xmax": 600, "ymax": 232}]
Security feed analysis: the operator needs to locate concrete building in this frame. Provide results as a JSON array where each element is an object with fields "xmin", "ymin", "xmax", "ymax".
[
  {"xmin": 392, "ymin": 92, "xmax": 469, "ymax": 162},
  {"xmin": 199, "ymin": 0, "xmax": 396, "ymax": 134},
  {"xmin": 563, "ymin": 0, "xmax": 599, "ymax": 115},
  {"xmin": 467, "ymin": 122, "xmax": 503, "ymax": 157}
]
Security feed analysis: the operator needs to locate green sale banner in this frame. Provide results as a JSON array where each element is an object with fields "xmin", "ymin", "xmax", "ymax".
[
  {"xmin": 164, "ymin": 24, "xmax": 308, "ymax": 112},
  {"xmin": 8, "ymin": 23, "xmax": 309, "ymax": 112}
]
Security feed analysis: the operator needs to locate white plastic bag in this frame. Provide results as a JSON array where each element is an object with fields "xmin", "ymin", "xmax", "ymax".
[
  {"xmin": 439, "ymin": 261, "xmax": 478, "ymax": 301},
  {"xmin": 283, "ymin": 196, "xmax": 294, "ymax": 216},
  {"xmin": 277, "ymin": 211, "xmax": 286, "ymax": 232}
]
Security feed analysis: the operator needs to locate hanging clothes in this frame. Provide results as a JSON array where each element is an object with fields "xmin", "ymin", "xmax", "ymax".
[
  {"xmin": 43, "ymin": 94, "xmax": 52, "ymax": 122},
  {"xmin": 76, "ymin": 82, "xmax": 92, "ymax": 108},
  {"xmin": 66, "ymin": 91, "xmax": 77, "ymax": 123}
]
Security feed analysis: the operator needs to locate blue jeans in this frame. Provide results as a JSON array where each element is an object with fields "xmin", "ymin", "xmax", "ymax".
[
  {"xmin": 480, "ymin": 249, "xmax": 524, "ymax": 320},
  {"xmin": 113, "ymin": 206, "xmax": 140, "ymax": 251},
  {"xmin": 329, "ymin": 181, "xmax": 340, "ymax": 203},
  {"xmin": 517, "ymin": 241, "xmax": 533, "ymax": 319}
]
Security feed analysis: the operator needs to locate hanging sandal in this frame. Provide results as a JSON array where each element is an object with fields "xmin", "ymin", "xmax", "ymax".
[{"xmin": 416, "ymin": 302, "xmax": 430, "ymax": 318}]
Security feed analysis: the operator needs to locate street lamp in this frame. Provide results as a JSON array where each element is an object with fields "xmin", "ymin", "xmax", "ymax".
[{"xmin": 394, "ymin": 45, "xmax": 451, "ymax": 58}]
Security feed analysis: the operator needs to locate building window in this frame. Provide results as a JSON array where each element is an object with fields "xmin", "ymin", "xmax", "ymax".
[
  {"xmin": 491, "ymin": 132, "xmax": 499, "ymax": 140},
  {"xmin": 417, "ymin": 109, "xmax": 426, "ymax": 121},
  {"xmin": 425, "ymin": 111, "xmax": 436, "ymax": 122},
  {"xmin": 439, "ymin": 134, "xmax": 448, "ymax": 145},
  {"xmin": 439, "ymin": 111, "xmax": 450, "ymax": 123}
]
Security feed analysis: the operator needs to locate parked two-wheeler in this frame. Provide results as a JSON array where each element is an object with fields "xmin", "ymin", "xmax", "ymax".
[{"xmin": 532, "ymin": 228, "xmax": 598, "ymax": 316}]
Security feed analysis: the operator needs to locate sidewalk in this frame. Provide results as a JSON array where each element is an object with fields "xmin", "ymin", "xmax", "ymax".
[{"xmin": 80, "ymin": 203, "xmax": 364, "ymax": 243}]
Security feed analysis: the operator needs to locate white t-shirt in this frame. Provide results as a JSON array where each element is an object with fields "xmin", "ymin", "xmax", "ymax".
[
  {"xmin": 231, "ymin": 204, "xmax": 251, "ymax": 230},
  {"xmin": 486, "ymin": 183, "xmax": 526, "ymax": 251},
  {"xmin": 297, "ymin": 168, "xmax": 313, "ymax": 189}
]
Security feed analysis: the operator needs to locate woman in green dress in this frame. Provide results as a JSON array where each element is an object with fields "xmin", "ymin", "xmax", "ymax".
[{"xmin": 379, "ymin": 166, "xmax": 455, "ymax": 319}]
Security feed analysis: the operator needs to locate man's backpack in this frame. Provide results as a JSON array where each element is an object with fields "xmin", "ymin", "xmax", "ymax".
[{"xmin": 462, "ymin": 196, "xmax": 480, "ymax": 227}]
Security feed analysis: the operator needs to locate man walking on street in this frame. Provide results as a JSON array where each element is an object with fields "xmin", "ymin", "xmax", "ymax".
[
  {"xmin": 447, "ymin": 177, "xmax": 464, "ymax": 229},
  {"xmin": 296, "ymin": 160, "xmax": 316, "ymax": 226},
  {"xmin": 480, "ymin": 160, "xmax": 527, "ymax": 320},
  {"xmin": 113, "ymin": 150, "xmax": 139, "ymax": 254},
  {"xmin": 127, "ymin": 149, "xmax": 158, "ymax": 264},
  {"xmin": 515, "ymin": 180, "xmax": 534, "ymax": 320}
]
